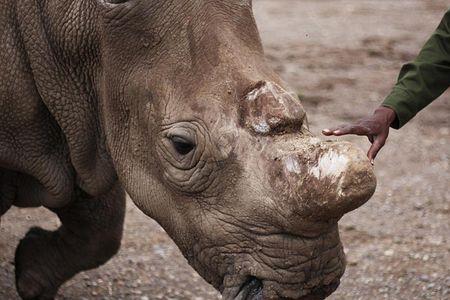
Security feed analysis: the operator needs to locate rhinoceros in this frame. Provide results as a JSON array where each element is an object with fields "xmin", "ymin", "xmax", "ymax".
[{"xmin": 0, "ymin": 0, "xmax": 376, "ymax": 299}]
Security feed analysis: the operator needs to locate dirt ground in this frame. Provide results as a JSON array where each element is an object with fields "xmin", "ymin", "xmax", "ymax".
[{"xmin": 1, "ymin": 0, "xmax": 449, "ymax": 299}]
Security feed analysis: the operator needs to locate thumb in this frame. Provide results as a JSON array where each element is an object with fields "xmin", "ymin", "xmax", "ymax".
[{"xmin": 367, "ymin": 132, "xmax": 388, "ymax": 163}]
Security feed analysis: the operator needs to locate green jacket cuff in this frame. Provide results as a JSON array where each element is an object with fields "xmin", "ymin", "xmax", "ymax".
[{"xmin": 382, "ymin": 88, "xmax": 419, "ymax": 129}]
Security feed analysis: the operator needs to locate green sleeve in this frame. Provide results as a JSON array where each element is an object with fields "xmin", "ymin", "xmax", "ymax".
[{"xmin": 382, "ymin": 9, "xmax": 450, "ymax": 129}]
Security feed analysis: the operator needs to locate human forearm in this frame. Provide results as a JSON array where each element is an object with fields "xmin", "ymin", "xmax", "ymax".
[{"xmin": 382, "ymin": 9, "xmax": 450, "ymax": 129}]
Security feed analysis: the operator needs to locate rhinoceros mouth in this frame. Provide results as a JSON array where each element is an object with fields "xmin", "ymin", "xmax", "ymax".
[
  {"xmin": 234, "ymin": 276, "xmax": 340, "ymax": 300},
  {"xmin": 224, "ymin": 238, "xmax": 345, "ymax": 300}
]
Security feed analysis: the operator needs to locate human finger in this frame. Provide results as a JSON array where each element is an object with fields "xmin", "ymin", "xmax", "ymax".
[{"xmin": 367, "ymin": 133, "xmax": 387, "ymax": 162}]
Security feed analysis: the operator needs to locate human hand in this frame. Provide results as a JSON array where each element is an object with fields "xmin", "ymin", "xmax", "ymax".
[{"xmin": 322, "ymin": 106, "xmax": 397, "ymax": 163}]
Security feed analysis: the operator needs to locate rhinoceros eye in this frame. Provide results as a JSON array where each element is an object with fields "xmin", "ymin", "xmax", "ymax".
[{"xmin": 170, "ymin": 136, "xmax": 195, "ymax": 155}]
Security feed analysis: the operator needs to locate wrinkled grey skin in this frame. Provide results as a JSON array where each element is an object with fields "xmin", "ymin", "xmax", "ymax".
[{"xmin": 0, "ymin": 0, "xmax": 376, "ymax": 299}]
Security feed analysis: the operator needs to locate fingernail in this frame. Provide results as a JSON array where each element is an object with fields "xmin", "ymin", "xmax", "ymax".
[
  {"xmin": 334, "ymin": 130, "xmax": 341, "ymax": 134},
  {"xmin": 370, "ymin": 159, "xmax": 374, "ymax": 166},
  {"xmin": 323, "ymin": 129, "xmax": 330, "ymax": 133}
]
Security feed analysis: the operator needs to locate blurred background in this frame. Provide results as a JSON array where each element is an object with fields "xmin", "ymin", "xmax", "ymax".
[{"xmin": 1, "ymin": 0, "xmax": 449, "ymax": 299}]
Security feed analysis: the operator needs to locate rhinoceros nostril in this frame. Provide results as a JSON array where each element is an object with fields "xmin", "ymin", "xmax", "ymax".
[{"xmin": 235, "ymin": 276, "xmax": 263, "ymax": 300}]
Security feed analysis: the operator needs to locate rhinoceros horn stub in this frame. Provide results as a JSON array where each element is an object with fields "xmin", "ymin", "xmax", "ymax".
[{"xmin": 239, "ymin": 81, "xmax": 306, "ymax": 135}]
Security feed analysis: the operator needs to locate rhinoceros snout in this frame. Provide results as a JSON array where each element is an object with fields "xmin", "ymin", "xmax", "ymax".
[
  {"xmin": 331, "ymin": 145, "xmax": 377, "ymax": 217},
  {"xmin": 293, "ymin": 140, "xmax": 376, "ymax": 221},
  {"xmin": 270, "ymin": 138, "xmax": 376, "ymax": 224}
]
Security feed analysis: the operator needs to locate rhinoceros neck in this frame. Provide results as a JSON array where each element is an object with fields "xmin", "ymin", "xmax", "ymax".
[{"xmin": 14, "ymin": 0, "xmax": 117, "ymax": 196}]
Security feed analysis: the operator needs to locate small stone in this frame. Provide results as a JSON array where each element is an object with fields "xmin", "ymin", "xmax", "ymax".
[
  {"xmin": 429, "ymin": 236, "xmax": 443, "ymax": 246},
  {"xmin": 383, "ymin": 249, "xmax": 394, "ymax": 256},
  {"xmin": 439, "ymin": 127, "xmax": 449, "ymax": 135},
  {"xmin": 393, "ymin": 237, "xmax": 403, "ymax": 244},
  {"xmin": 413, "ymin": 203, "xmax": 423, "ymax": 210},
  {"xmin": 343, "ymin": 224, "xmax": 356, "ymax": 231},
  {"xmin": 348, "ymin": 260, "xmax": 358, "ymax": 266}
]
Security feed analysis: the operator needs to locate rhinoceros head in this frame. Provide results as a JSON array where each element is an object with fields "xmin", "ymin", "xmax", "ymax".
[{"xmin": 96, "ymin": 1, "xmax": 376, "ymax": 299}]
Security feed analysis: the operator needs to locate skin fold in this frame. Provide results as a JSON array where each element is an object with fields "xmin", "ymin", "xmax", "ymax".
[{"xmin": 0, "ymin": 1, "xmax": 376, "ymax": 299}]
